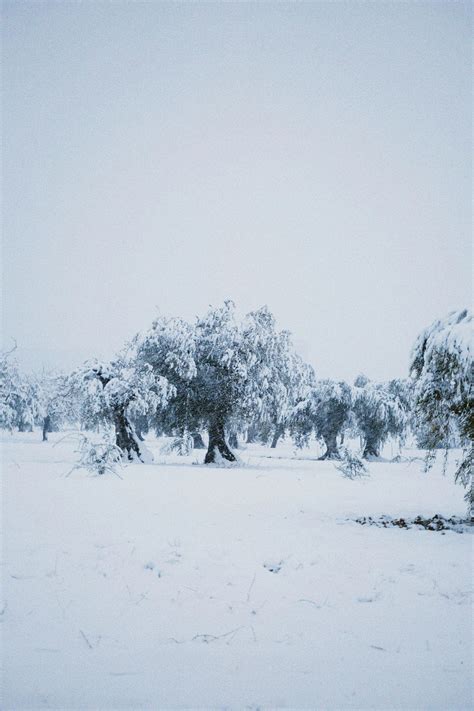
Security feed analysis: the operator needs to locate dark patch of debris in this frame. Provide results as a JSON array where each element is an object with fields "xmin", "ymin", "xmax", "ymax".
[
  {"xmin": 263, "ymin": 561, "xmax": 283, "ymax": 574},
  {"xmin": 353, "ymin": 514, "xmax": 470, "ymax": 533}
]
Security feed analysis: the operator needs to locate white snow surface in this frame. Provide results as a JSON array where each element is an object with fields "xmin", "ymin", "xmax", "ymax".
[{"xmin": 2, "ymin": 432, "xmax": 472, "ymax": 710}]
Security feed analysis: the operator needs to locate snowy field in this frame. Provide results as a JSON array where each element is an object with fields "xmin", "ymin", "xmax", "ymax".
[{"xmin": 2, "ymin": 432, "xmax": 472, "ymax": 710}]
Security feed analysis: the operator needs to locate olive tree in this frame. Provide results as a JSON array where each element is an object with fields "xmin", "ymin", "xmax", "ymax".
[{"xmin": 410, "ymin": 309, "xmax": 473, "ymax": 512}]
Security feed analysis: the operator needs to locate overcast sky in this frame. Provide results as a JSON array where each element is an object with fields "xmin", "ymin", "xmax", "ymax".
[{"xmin": 2, "ymin": 1, "xmax": 471, "ymax": 381}]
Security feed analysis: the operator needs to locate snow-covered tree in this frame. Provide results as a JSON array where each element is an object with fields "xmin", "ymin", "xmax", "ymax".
[
  {"xmin": 138, "ymin": 302, "xmax": 309, "ymax": 463},
  {"xmin": 314, "ymin": 380, "xmax": 352, "ymax": 458},
  {"xmin": 237, "ymin": 307, "xmax": 314, "ymax": 449},
  {"xmin": 290, "ymin": 379, "xmax": 351, "ymax": 458},
  {"xmin": 352, "ymin": 378, "xmax": 409, "ymax": 459},
  {"xmin": 354, "ymin": 373, "xmax": 370, "ymax": 388},
  {"xmin": 194, "ymin": 302, "xmax": 314, "ymax": 462},
  {"xmin": 410, "ymin": 309, "xmax": 473, "ymax": 509},
  {"xmin": 34, "ymin": 371, "xmax": 77, "ymax": 441},
  {"xmin": 14, "ymin": 373, "xmax": 38, "ymax": 432},
  {"xmin": 0, "ymin": 348, "xmax": 40, "ymax": 433},
  {"xmin": 193, "ymin": 301, "xmax": 252, "ymax": 463},
  {"xmin": 136, "ymin": 315, "xmax": 202, "ymax": 453},
  {"xmin": 70, "ymin": 354, "xmax": 173, "ymax": 462},
  {"xmin": 0, "ymin": 347, "xmax": 21, "ymax": 431},
  {"xmin": 137, "ymin": 315, "xmax": 198, "ymax": 440}
]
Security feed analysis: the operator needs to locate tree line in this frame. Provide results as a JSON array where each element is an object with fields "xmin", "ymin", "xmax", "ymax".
[{"xmin": 0, "ymin": 303, "xmax": 472, "ymax": 499}]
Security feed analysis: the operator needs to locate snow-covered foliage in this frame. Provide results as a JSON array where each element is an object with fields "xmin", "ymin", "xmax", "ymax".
[
  {"xmin": 238, "ymin": 307, "xmax": 314, "ymax": 447},
  {"xmin": 352, "ymin": 378, "xmax": 409, "ymax": 459},
  {"xmin": 137, "ymin": 315, "xmax": 199, "ymax": 441},
  {"xmin": 194, "ymin": 303, "xmax": 316, "ymax": 461},
  {"xmin": 72, "ymin": 358, "xmax": 172, "ymax": 430},
  {"xmin": 0, "ymin": 349, "xmax": 39, "ymax": 432},
  {"xmin": 194, "ymin": 301, "xmax": 248, "ymax": 419},
  {"xmin": 0, "ymin": 350, "xmax": 21, "ymax": 431},
  {"xmin": 33, "ymin": 371, "xmax": 77, "ymax": 440},
  {"xmin": 137, "ymin": 302, "xmax": 313, "ymax": 462},
  {"xmin": 190, "ymin": 301, "xmax": 259, "ymax": 462},
  {"xmin": 0, "ymin": 353, "xmax": 16, "ymax": 430},
  {"xmin": 410, "ymin": 309, "xmax": 473, "ymax": 509},
  {"xmin": 68, "ymin": 433, "xmax": 123, "ymax": 477},
  {"xmin": 69, "ymin": 354, "xmax": 173, "ymax": 462}
]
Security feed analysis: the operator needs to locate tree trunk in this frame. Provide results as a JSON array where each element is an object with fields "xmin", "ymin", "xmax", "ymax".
[
  {"xmin": 191, "ymin": 431, "xmax": 206, "ymax": 449},
  {"xmin": 42, "ymin": 415, "xmax": 51, "ymax": 442},
  {"xmin": 113, "ymin": 407, "xmax": 142, "ymax": 461},
  {"xmin": 318, "ymin": 432, "xmax": 341, "ymax": 460},
  {"xmin": 362, "ymin": 436, "xmax": 380, "ymax": 459},
  {"xmin": 270, "ymin": 424, "xmax": 284, "ymax": 449},
  {"xmin": 205, "ymin": 418, "xmax": 236, "ymax": 464}
]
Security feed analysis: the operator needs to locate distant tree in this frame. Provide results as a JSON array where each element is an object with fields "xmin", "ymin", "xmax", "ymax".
[
  {"xmin": 14, "ymin": 373, "xmax": 38, "ymax": 432},
  {"xmin": 34, "ymin": 371, "xmax": 76, "ymax": 441},
  {"xmin": 239, "ymin": 309, "xmax": 314, "ymax": 450},
  {"xmin": 352, "ymin": 378, "xmax": 408, "ymax": 459},
  {"xmin": 353, "ymin": 373, "xmax": 370, "ymax": 388},
  {"xmin": 290, "ymin": 379, "xmax": 351, "ymax": 458},
  {"xmin": 410, "ymin": 309, "xmax": 473, "ymax": 511},
  {"xmin": 0, "ymin": 346, "xmax": 20, "ymax": 431},
  {"xmin": 0, "ymin": 348, "xmax": 41, "ymax": 433},
  {"xmin": 268, "ymin": 346, "xmax": 315, "ymax": 449},
  {"xmin": 313, "ymin": 380, "xmax": 352, "ymax": 459}
]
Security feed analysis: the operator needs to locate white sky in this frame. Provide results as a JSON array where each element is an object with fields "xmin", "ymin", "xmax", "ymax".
[{"xmin": 2, "ymin": 1, "xmax": 472, "ymax": 381}]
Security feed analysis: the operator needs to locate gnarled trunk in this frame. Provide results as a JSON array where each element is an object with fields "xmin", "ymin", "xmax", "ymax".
[
  {"xmin": 270, "ymin": 424, "xmax": 284, "ymax": 449},
  {"xmin": 205, "ymin": 418, "xmax": 236, "ymax": 464},
  {"xmin": 113, "ymin": 407, "xmax": 142, "ymax": 461},
  {"xmin": 319, "ymin": 432, "xmax": 341, "ymax": 460},
  {"xmin": 362, "ymin": 435, "xmax": 380, "ymax": 459}
]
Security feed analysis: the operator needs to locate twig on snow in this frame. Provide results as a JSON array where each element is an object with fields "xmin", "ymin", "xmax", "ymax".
[
  {"xmin": 246, "ymin": 572, "xmax": 256, "ymax": 602},
  {"xmin": 79, "ymin": 629, "xmax": 93, "ymax": 649},
  {"xmin": 192, "ymin": 626, "xmax": 244, "ymax": 644},
  {"xmin": 298, "ymin": 597, "xmax": 328, "ymax": 609}
]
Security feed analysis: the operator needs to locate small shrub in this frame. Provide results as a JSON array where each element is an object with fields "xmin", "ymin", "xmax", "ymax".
[
  {"xmin": 335, "ymin": 447, "xmax": 369, "ymax": 479},
  {"xmin": 160, "ymin": 430, "xmax": 194, "ymax": 456},
  {"xmin": 66, "ymin": 433, "xmax": 123, "ymax": 478}
]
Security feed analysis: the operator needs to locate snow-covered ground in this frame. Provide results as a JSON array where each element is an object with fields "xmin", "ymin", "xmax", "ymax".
[{"xmin": 2, "ymin": 432, "xmax": 472, "ymax": 710}]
